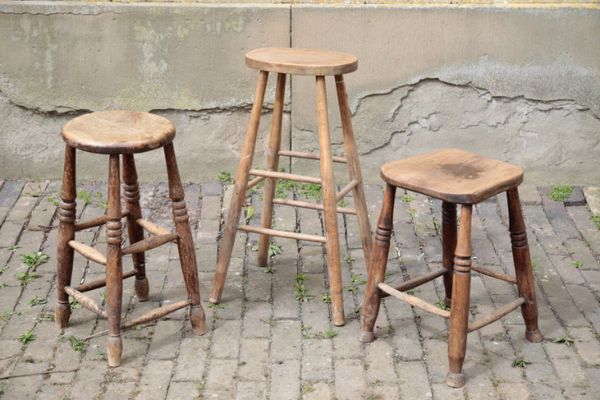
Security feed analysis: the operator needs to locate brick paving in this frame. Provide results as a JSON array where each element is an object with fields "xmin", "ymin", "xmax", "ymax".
[{"xmin": 0, "ymin": 180, "xmax": 599, "ymax": 399}]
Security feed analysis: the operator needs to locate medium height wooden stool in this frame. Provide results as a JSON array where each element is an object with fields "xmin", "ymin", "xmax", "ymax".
[
  {"xmin": 210, "ymin": 48, "xmax": 373, "ymax": 326},
  {"xmin": 360, "ymin": 149, "xmax": 542, "ymax": 387},
  {"xmin": 56, "ymin": 111, "xmax": 205, "ymax": 366}
]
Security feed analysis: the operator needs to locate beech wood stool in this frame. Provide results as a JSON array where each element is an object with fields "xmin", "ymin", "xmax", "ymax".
[
  {"xmin": 56, "ymin": 110, "xmax": 206, "ymax": 367},
  {"xmin": 360, "ymin": 148, "xmax": 542, "ymax": 387},
  {"xmin": 210, "ymin": 48, "xmax": 373, "ymax": 326}
]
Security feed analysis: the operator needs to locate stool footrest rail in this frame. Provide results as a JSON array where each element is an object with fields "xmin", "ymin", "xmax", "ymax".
[
  {"xmin": 237, "ymin": 224, "xmax": 326, "ymax": 243},
  {"xmin": 378, "ymin": 282, "xmax": 451, "ymax": 318}
]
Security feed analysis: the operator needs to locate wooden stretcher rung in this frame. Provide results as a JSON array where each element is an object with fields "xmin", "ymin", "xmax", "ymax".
[
  {"xmin": 75, "ymin": 269, "xmax": 138, "ymax": 292},
  {"xmin": 468, "ymin": 297, "xmax": 526, "ymax": 332},
  {"xmin": 74, "ymin": 210, "xmax": 130, "ymax": 231},
  {"xmin": 378, "ymin": 282, "xmax": 451, "ymax": 318},
  {"xmin": 237, "ymin": 224, "xmax": 326, "ymax": 243},
  {"xmin": 249, "ymin": 169, "xmax": 321, "ymax": 185},
  {"xmin": 272, "ymin": 198, "xmax": 357, "ymax": 215},
  {"xmin": 136, "ymin": 218, "xmax": 171, "ymax": 236},
  {"xmin": 247, "ymin": 176, "xmax": 265, "ymax": 189},
  {"xmin": 472, "ymin": 263, "xmax": 517, "ymax": 284},
  {"xmin": 64, "ymin": 286, "xmax": 107, "ymax": 318},
  {"xmin": 336, "ymin": 179, "xmax": 359, "ymax": 201},
  {"xmin": 121, "ymin": 300, "xmax": 191, "ymax": 329},
  {"xmin": 381, "ymin": 268, "xmax": 448, "ymax": 298},
  {"xmin": 122, "ymin": 233, "xmax": 179, "ymax": 255},
  {"xmin": 278, "ymin": 150, "xmax": 347, "ymax": 164},
  {"xmin": 68, "ymin": 240, "xmax": 107, "ymax": 265}
]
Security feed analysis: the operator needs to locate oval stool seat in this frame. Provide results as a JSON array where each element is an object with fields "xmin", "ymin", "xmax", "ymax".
[
  {"xmin": 245, "ymin": 47, "xmax": 358, "ymax": 76},
  {"xmin": 380, "ymin": 148, "xmax": 524, "ymax": 204},
  {"xmin": 62, "ymin": 110, "xmax": 175, "ymax": 154}
]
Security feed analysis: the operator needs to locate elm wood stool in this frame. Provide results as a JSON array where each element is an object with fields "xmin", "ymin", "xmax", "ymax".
[
  {"xmin": 56, "ymin": 110, "xmax": 206, "ymax": 367},
  {"xmin": 210, "ymin": 48, "xmax": 373, "ymax": 326},
  {"xmin": 360, "ymin": 148, "xmax": 542, "ymax": 387}
]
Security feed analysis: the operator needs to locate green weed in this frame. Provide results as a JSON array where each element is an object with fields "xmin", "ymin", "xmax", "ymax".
[
  {"xmin": 218, "ymin": 171, "xmax": 233, "ymax": 184},
  {"xmin": 511, "ymin": 358, "xmax": 531, "ymax": 368},
  {"xmin": 548, "ymin": 185, "xmax": 573, "ymax": 202},
  {"xmin": 553, "ymin": 334, "xmax": 575, "ymax": 346},
  {"xmin": 19, "ymin": 330, "xmax": 36, "ymax": 344},
  {"xmin": 435, "ymin": 300, "xmax": 450, "ymax": 311},
  {"xmin": 400, "ymin": 194, "xmax": 415, "ymax": 203},
  {"xmin": 294, "ymin": 274, "xmax": 313, "ymax": 302},
  {"xmin": 573, "ymin": 260, "xmax": 583, "ymax": 269},
  {"xmin": 592, "ymin": 215, "xmax": 600, "ymax": 230},
  {"xmin": 27, "ymin": 296, "xmax": 47, "ymax": 307},
  {"xmin": 20, "ymin": 252, "xmax": 49, "ymax": 268}
]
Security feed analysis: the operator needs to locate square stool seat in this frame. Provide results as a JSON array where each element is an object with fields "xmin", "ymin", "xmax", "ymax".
[{"xmin": 380, "ymin": 148, "xmax": 523, "ymax": 204}]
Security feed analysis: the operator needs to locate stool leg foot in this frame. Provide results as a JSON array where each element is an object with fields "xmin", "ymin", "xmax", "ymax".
[
  {"xmin": 123, "ymin": 154, "xmax": 150, "ymax": 302},
  {"xmin": 442, "ymin": 202, "xmax": 457, "ymax": 307},
  {"xmin": 361, "ymin": 184, "xmax": 396, "ymax": 342},
  {"xmin": 316, "ymin": 75, "xmax": 344, "ymax": 326},
  {"xmin": 507, "ymin": 188, "xmax": 542, "ymax": 343},
  {"xmin": 257, "ymin": 73, "xmax": 286, "ymax": 268},
  {"xmin": 189, "ymin": 305, "xmax": 207, "ymax": 336},
  {"xmin": 335, "ymin": 75, "xmax": 373, "ymax": 268},
  {"xmin": 447, "ymin": 205, "xmax": 473, "ymax": 387},
  {"xmin": 445, "ymin": 372, "xmax": 466, "ymax": 388},
  {"xmin": 106, "ymin": 154, "xmax": 124, "ymax": 367},
  {"xmin": 211, "ymin": 71, "xmax": 269, "ymax": 304},
  {"xmin": 107, "ymin": 335, "xmax": 122, "ymax": 367},
  {"xmin": 56, "ymin": 145, "xmax": 76, "ymax": 329}
]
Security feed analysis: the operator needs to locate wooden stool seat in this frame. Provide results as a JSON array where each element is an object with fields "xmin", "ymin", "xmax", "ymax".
[
  {"xmin": 361, "ymin": 150, "xmax": 541, "ymax": 388},
  {"xmin": 245, "ymin": 47, "xmax": 358, "ymax": 76},
  {"xmin": 56, "ymin": 111, "xmax": 205, "ymax": 367},
  {"xmin": 62, "ymin": 110, "xmax": 175, "ymax": 154},
  {"xmin": 380, "ymin": 148, "xmax": 523, "ymax": 204}
]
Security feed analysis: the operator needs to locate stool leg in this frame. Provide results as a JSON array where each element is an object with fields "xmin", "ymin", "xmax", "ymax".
[
  {"xmin": 360, "ymin": 183, "xmax": 396, "ymax": 342},
  {"xmin": 446, "ymin": 204, "xmax": 473, "ymax": 388},
  {"xmin": 55, "ymin": 145, "xmax": 76, "ymax": 329},
  {"xmin": 507, "ymin": 188, "xmax": 542, "ymax": 343},
  {"xmin": 334, "ymin": 75, "xmax": 373, "ymax": 267},
  {"xmin": 164, "ymin": 143, "xmax": 206, "ymax": 336},
  {"xmin": 257, "ymin": 73, "xmax": 286, "ymax": 267},
  {"xmin": 122, "ymin": 154, "xmax": 149, "ymax": 301},
  {"xmin": 316, "ymin": 75, "xmax": 345, "ymax": 326},
  {"xmin": 106, "ymin": 154, "xmax": 123, "ymax": 367},
  {"xmin": 442, "ymin": 202, "xmax": 457, "ymax": 307},
  {"xmin": 211, "ymin": 71, "xmax": 269, "ymax": 303}
]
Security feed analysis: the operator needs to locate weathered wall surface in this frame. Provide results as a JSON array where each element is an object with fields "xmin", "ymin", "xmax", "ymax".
[{"xmin": 1, "ymin": 2, "xmax": 599, "ymax": 184}]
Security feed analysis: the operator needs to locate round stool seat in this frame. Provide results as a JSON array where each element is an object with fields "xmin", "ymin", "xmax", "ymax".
[
  {"xmin": 62, "ymin": 110, "xmax": 175, "ymax": 154},
  {"xmin": 245, "ymin": 47, "xmax": 358, "ymax": 76}
]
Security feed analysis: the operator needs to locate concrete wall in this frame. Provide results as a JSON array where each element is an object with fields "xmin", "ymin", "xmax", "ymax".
[{"xmin": 1, "ymin": 2, "xmax": 599, "ymax": 184}]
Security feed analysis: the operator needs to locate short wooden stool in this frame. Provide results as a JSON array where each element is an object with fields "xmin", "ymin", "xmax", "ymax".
[
  {"xmin": 360, "ymin": 148, "xmax": 542, "ymax": 387},
  {"xmin": 56, "ymin": 111, "xmax": 205, "ymax": 366},
  {"xmin": 210, "ymin": 48, "xmax": 373, "ymax": 326}
]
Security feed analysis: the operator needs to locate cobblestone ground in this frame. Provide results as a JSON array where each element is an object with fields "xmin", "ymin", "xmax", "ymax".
[{"xmin": 0, "ymin": 180, "xmax": 599, "ymax": 399}]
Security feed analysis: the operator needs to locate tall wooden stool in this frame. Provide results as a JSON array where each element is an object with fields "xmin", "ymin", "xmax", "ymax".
[
  {"xmin": 210, "ymin": 48, "xmax": 373, "ymax": 326},
  {"xmin": 56, "ymin": 111, "xmax": 205, "ymax": 367},
  {"xmin": 360, "ymin": 148, "xmax": 542, "ymax": 387}
]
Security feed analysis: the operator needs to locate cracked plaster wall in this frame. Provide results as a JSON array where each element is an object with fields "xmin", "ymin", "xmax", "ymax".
[{"xmin": 0, "ymin": 2, "xmax": 599, "ymax": 184}]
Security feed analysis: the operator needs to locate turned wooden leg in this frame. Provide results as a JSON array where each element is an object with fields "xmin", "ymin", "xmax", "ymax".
[
  {"xmin": 56, "ymin": 145, "xmax": 76, "ymax": 329},
  {"xmin": 446, "ymin": 204, "xmax": 473, "ymax": 388},
  {"xmin": 360, "ymin": 183, "xmax": 396, "ymax": 342},
  {"xmin": 335, "ymin": 75, "xmax": 373, "ymax": 269},
  {"xmin": 122, "ymin": 154, "xmax": 149, "ymax": 301},
  {"xmin": 106, "ymin": 154, "xmax": 123, "ymax": 367},
  {"xmin": 164, "ymin": 143, "xmax": 206, "ymax": 336},
  {"xmin": 257, "ymin": 73, "xmax": 286, "ymax": 268},
  {"xmin": 442, "ymin": 202, "xmax": 457, "ymax": 307},
  {"xmin": 507, "ymin": 188, "xmax": 542, "ymax": 343},
  {"xmin": 316, "ymin": 75, "xmax": 345, "ymax": 326},
  {"xmin": 211, "ymin": 71, "xmax": 269, "ymax": 303}
]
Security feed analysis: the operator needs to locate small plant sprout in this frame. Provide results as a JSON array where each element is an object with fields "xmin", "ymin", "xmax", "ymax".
[
  {"xmin": 511, "ymin": 358, "xmax": 531, "ymax": 368},
  {"xmin": 27, "ymin": 296, "xmax": 47, "ymax": 307},
  {"xmin": 15, "ymin": 271, "xmax": 39, "ymax": 286},
  {"xmin": 264, "ymin": 264, "xmax": 276, "ymax": 274},
  {"xmin": 347, "ymin": 274, "xmax": 366, "ymax": 294},
  {"xmin": 63, "ymin": 335, "xmax": 87, "ymax": 352},
  {"xmin": 573, "ymin": 260, "xmax": 582, "ymax": 269},
  {"xmin": 8, "ymin": 245, "xmax": 20, "ymax": 252},
  {"xmin": 20, "ymin": 252, "xmax": 49, "ymax": 268},
  {"xmin": 218, "ymin": 171, "xmax": 233, "ymax": 184},
  {"xmin": 553, "ymin": 334, "xmax": 575, "ymax": 346},
  {"xmin": 548, "ymin": 185, "xmax": 573, "ymax": 202},
  {"xmin": 19, "ymin": 330, "xmax": 36, "ymax": 344},
  {"xmin": 301, "ymin": 325, "xmax": 337, "ymax": 339},
  {"xmin": 196, "ymin": 380, "xmax": 206, "ymax": 393},
  {"xmin": 38, "ymin": 312, "xmax": 55, "ymax": 322},
  {"xmin": 69, "ymin": 297, "xmax": 82, "ymax": 310},
  {"xmin": 268, "ymin": 241, "xmax": 283, "ymax": 258},
  {"xmin": 300, "ymin": 183, "xmax": 322, "ymax": 200},
  {"xmin": 275, "ymin": 179, "xmax": 296, "ymax": 198},
  {"xmin": 47, "ymin": 194, "xmax": 60, "ymax": 207},
  {"xmin": 344, "ymin": 254, "xmax": 355, "ymax": 264},
  {"xmin": 322, "ymin": 292, "xmax": 331, "ymax": 304},
  {"xmin": 400, "ymin": 194, "xmax": 415, "ymax": 204},
  {"xmin": 77, "ymin": 189, "xmax": 92, "ymax": 205},
  {"xmin": 592, "ymin": 215, "xmax": 600, "ymax": 230},
  {"xmin": 435, "ymin": 300, "xmax": 450, "ymax": 311},
  {"xmin": 406, "ymin": 288, "xmax": 421, "ymax": 295},
  {"xmin": 294, "ymin": 274, "xmax": 313, "ymax": 302},
  {"xmin": 245, "ymin": 205, "xmax": 255, "ymax": 222}
]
